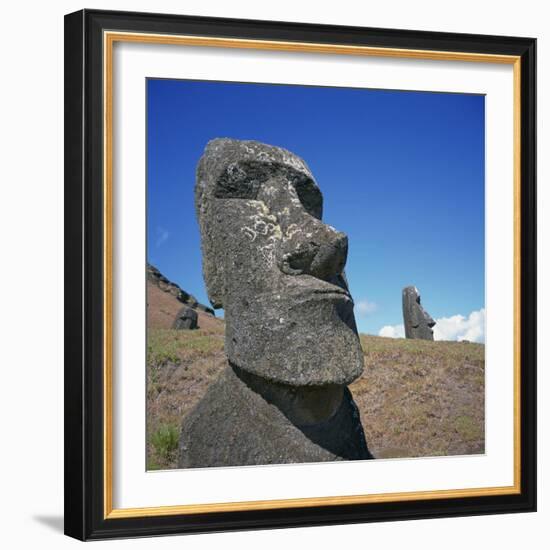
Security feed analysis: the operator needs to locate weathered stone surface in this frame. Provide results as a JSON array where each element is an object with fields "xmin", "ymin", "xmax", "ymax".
[
  {"xmin": 194, "ymin": 138, "xmax": 363, "ymax": 386},
  {"xmin": 179, "ymin": 138, "xmax": 372, "ymax": 468},
  {"xmin": 172, "ymin": 306, "xmax": 198, "ymax": 330},
  {"xmin": 402, "ymin": 286, "xmax": 435, "ymax": 340},
  {"xmin": 178, "ymin": 364, "xmax": 372, "ymax": 468}
]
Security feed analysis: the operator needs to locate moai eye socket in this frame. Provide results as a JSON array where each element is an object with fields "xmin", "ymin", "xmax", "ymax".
[{"xmin": 294, "ymin": 177, "xmax": 323, "ymax": 219}]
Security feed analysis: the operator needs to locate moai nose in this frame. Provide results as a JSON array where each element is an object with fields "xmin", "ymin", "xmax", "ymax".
[
  {"xmin": 257, "ymin": 175, "xmax": 348, "ymax": 281},
  {"xmin": 419, "ymin": 305, "xmax": 435, "ymax": 328},
  {"xmin": 280, "ymin": 223, "xmax": 348, "ymax": 281}
]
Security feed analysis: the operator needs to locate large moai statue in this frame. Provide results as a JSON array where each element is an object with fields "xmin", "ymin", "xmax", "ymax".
[
  {"xmin": 402, "ymin": 286, "xmax": 436, "ymax": 340},
  {"xmin": 178, "ymin": 138, "xmax": 372, "ymax": 468}
]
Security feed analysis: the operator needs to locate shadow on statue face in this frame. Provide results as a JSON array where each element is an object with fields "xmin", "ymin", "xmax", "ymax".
[
  {"xmin": 198, "ymin": 140, "xmax": 364, "ymax": 386},
  {"xmin": 415, "ymin": 294, "xmax": 436, "ymax": 331}
]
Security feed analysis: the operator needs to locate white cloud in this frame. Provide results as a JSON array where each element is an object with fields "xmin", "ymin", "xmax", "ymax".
[
  {"xmin": 433, "ymin": 308, "xmax": 485, "ymax": 343},
  {"xmin": 155, "ymin": 226, "xmax": 170, "ymax": 248},
  {"xmin": 379, "ymin": 324, "xmax": 405, "ymax": 338},
  {"xmin": 378, "ymin": 308, "xmax": 485, "ymax": 343},
  {"xmin": 356, "ymin": 299, "xmax": 378, "ymax": 316}
]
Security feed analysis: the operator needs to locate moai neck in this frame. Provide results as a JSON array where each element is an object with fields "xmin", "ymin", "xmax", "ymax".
[{"xmin": 231, "ymin": 363, "xmax": 344, "ymax": 426}]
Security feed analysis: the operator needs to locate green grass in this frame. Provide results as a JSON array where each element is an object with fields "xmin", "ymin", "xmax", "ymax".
[
  {"xmin": 149, "ymin": 423, "xmax": 180, "ymax": 468},
  {"xmin": 147, "ymin": 329, "xmax": 224, "ymax": 367}
]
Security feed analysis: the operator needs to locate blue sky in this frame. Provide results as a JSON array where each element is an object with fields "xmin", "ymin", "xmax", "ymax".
[{"xmin": 147, "ymin": 78, "xmax": 485, "ymax": 338}]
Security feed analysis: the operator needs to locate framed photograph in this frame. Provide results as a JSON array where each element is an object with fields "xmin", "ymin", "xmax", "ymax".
[{"xmin": 64, "ymin": 9, "xmax": 536, "ymax": 540}]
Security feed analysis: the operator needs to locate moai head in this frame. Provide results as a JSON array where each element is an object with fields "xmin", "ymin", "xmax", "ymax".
[
  {"xmin": 195, "ymin": 138, "xmax": 364, "ymax": 386},
  {"xmin": 172, "ymin": 306, "xmax": 198, "ymax": 330},
  {"xmin": 402, "ymin": 286, "xmax": 436, "ymax": 340}
]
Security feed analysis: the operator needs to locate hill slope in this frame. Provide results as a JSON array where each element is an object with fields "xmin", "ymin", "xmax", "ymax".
[
  {"xmin": 353, "ymin": 335, "xmax": 484, "ymax": 459},
  {"xmin": 146, "ymin": 263, "xmax": 224, "ymax": 332},
  {"xmin": 147, "ymin": 282, "xmax": 224, "ymax": 332},
  {"xmin": 146, "ymin": 328, "xmax": 484, "ymax": 469}
]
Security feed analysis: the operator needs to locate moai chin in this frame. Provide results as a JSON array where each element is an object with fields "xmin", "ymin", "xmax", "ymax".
[
  {"xmin": 178, "ymin": 138, "xmax": 372, "ymax": 468},
  {"xmin": 402, "ymin": 286, "xmax": 436, "ymax": 340}
]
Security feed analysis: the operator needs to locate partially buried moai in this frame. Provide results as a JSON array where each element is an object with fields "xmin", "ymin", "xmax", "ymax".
[
  {"xmin": 402, "ymin": 286, "xmax": 436, "ymax": 340},
  {"xmin": 178, "ymin": 138, "xmax": 372, "ymax": 468},
  {"xmin": 172, "ymin": 306, "xmax": 198, "ymax": 330}
]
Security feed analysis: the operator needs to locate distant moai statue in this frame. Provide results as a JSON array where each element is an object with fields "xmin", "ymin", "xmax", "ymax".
[
  {"xmin": 402, "ymin": 286, "xmax": 435, "ymax": 340},
  {"xmin": 178, "ymin": 138, "xmax": 372, "ymax": 468},
  {"xmin": 172, "ymin": 306, "xmax": 198, "ymax": 330}
]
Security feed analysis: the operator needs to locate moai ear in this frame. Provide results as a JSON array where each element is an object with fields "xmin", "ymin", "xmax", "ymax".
[{"xmin": 410, "ymin": 301, "xmax": 423, "ymax": 328}]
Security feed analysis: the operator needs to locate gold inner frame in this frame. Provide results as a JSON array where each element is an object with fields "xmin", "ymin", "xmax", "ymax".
[{"xmin": 103, "ymin": 31, "xmax": 522, "ymax": 519}]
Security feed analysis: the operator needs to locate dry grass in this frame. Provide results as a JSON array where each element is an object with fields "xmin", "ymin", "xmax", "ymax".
[
  {"xmin": 352, "ymin": 335, "xmax": 485, "ymax": 459},
  {"xmin": 146, "ymin": 329, "xmax": 484, "ymax": 469},
  {"xmin": 146, "ymin": 329, "xmax": 226, "ymax": 470}
]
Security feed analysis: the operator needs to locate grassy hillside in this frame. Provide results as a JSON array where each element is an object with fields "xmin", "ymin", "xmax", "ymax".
[
  {"xmin": 353, "ymin": 335, "xmax": 484, "ymax": 459},
  {"xmin": 146, "ymin": 328, "xmax": 484, "ymax": 470},
  {"xmin": 147, "ymin": 280, "xmax": 223, "ymax": 332}
]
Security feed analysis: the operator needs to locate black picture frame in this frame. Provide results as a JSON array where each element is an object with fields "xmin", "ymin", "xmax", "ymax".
[{"xmin": 64, "ymin": 8, "xmax": 536, "ymax": 541}]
